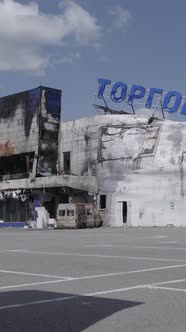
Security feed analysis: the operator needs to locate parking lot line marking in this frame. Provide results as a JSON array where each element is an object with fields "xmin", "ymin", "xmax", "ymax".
[
  {"xmin": 0, "ymin": 284, "xmax": 149, "ymax": 310},
  {"xmin": 12, "ymin": 249, "xmax": 186, "ymax": 262},
  {"xmin": 0, "ymin": 269, "xmax": 70, "ymax": 279},
  {"xmin": 0, "ymin": 279, "xmax": 70, "ymax": 291},
  {"xmin": 0, "ymin": 249, "xmax": 28, "ymax": 253},
  {"xmin": 0, "ymin": 263, "xmax": 186, "ymax": 291},
  {"xmin": 0, "ymin": 276, "xmax": 186, "ymax": 310},
  {"xmin": 86, "ymin": 278, "xmax": 186, "ymax": 297},
  {"xmin": 149, "ymin": 278, "xmax": 186, "ymax": 286},
  {"xmin": 85, "ymin": 244, "xmax": 186, "ymax": 251},
  {"xmin": 146, "ymin": 286, "xmax": 186, "ymax": 293},
  {"xmin": 0, "ymin": 295, "xmax": 77, "ymax": 310},
  {"xmin": 158, "ymin": 241, "xmax": 177, "ymax": 244},
  {"xmin": 152, "ymin": 236, "xmax": 168, "ymax": 238},
  {"xmin": 0, "ymin": 285, "xmax": 154, "ymax": 311},
  {"xmin": 143, "ymin": 278, "xmax": 186, "ymax": 293},
  {"xmin": 86, "ymin": 285, "xmax": 148, "ymax": 297},
  {"xmin": 69, "ymin": 264, "xmax": 186, "ymax": 281},
  {"xmin": 85, "ymin": 278, "xmax": 186, "ymax": 296}
]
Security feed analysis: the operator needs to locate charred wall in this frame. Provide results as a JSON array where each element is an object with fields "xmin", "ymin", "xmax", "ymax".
[
  {"xmin": 0, "ymin": 86, "xmax": 61, "ymax": 179},
  {"xmin": 0, "ymin": 87, "xmax": 40, "ymax": 156},
  {"xmin": 37, "ymin": 87, "xmax": 61, "ymax": 176},
  {"xmin": 99, "ymin": 125, "xmax": 160, "ymax": 162}
]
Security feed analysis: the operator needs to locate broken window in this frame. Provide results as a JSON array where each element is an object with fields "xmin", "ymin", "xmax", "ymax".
[
  {"xmin": 63, "ymin": 151, "xmax": 71, "ymax": 173},
  {"xmin": 0, "ymin": 152, "xmax": 34, "ymax": 180},
  {"xmin": 100, "ymin": 195, "xmax": 106, "ymax": 209},
  {"xmin": 67, "ymin": 210, "xmax": 74, "ymax": 216},
  {"xmin": 87, "ymin": 208, "xmax": 93, "ymax": 215},
  {"xmin": 59, "ymin": 210, "xmax": 65, "ymax": 217}
]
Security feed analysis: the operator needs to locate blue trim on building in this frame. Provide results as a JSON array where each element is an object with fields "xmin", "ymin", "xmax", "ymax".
[{"xmin": 0, "ymin": 222, "xmax": 26, "ymax": 228}]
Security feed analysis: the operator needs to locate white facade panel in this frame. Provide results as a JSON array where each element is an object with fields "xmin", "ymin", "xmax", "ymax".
[{"xmin": 60, "ymin": 114, "xmax": 186, "ymax": 227}]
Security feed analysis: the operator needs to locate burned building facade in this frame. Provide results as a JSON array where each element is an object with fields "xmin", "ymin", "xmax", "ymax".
[
  {"xmin": 0, "ymin": 87, "xmax": 97, "ymax": 227},
  {"xmin": 0, "ymin": 86, "xmax": 61, "ymax": 225},
  {"xmin": 60, "ymin": 114, "xmax": 186, "ymax": 227},
  {"xmin": 0, "ymin": 86, "xmax": 61, "ymax": 179},
  {"xmin": 1, "ymin": 85, "xmax": 186, "ymax": 227}
]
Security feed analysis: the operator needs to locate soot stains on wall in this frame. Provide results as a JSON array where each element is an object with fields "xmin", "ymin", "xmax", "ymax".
[
  {"xmin": 98, "ymin": 125, "xmax": 160, "ymax": 162},
  {"xmin": 0, "ymin": 88, "xmax": 40, "ymax": 137},
  {"xmin": 0, "ymin": 86, "xmax": 61, "ymax": 178},
  {"xmin": 38, "ymin": 87, "xmax": 61, "ymax": 176}
]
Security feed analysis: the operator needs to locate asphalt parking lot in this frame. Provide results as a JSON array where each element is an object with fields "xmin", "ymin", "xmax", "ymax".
[{"xmin": 0, "ymin": 227, "xmax": 186, "ymax": 332}]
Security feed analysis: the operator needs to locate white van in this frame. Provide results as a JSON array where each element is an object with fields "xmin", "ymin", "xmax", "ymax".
[{"xmin": 56, "ymin": 203, "xmax": 103, "ymax": 229}]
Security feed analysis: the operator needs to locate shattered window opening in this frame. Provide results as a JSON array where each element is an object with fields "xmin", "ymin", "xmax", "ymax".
[
  {"xmin": 100, "ymin": 195, "xmax": 106, "ymax": 209},
  {"xmin": 63, "ymin": 151, "xmax": 71, "ymax": 173},
  {"xmin": 0, "ymin": 152, "xmax": 34, "ymax": 180},
  {"xmin": 87, "ymin": 208, "xmax": 93, "ymax": 215},
  {"xmin": 59, "ymin": 210, "xmax": 65, "ymax": 217}
]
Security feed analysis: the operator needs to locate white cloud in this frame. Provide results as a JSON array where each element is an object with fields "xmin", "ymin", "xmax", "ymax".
[
  {"xmin": 53, "ymin": 52, "xmax": 80, "ymax": 65},
  {"xmin": 109, "ymin": 6, "xmax": 132, "ymax": 29},
  {"xmin": 0, "ymin": 0, "xmax": 102, "ymax": 73}
]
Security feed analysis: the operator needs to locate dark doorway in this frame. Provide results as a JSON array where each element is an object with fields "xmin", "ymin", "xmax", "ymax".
[
  {"xmin": 100, "ymin": 195, "xmax": 106, "ymax": 209},
  {"xmin": 63, "ymin": 152, "xmax": 71, "ymax": 174},
  {"xmin": 122, "ymin": 202, "xmax": 127, "ymax": 224},
  {"xmin": 43, "ymin": 197, "xmax": 56, "ymax": 218}
]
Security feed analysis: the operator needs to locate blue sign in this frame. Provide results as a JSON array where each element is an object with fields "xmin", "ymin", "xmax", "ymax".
[{"xmin": 97, "ymin": 78, "xmax": 186, "ymax": 115}]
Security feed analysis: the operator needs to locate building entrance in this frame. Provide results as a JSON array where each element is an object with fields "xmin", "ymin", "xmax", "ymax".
[{"xmin": 122, "ymin": 202, "xmax": 127, "ymax": 224}]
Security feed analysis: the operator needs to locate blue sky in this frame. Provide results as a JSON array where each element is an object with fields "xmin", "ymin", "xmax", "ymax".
[{"xmin": 0, "ymin": 0, "xmax": 186, "ymax": 121}]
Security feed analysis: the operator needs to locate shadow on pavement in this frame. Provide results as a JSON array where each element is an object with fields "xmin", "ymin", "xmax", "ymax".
[{"xmin": 0, "ymin": 290, "xmax": 144, "ymax": 332}]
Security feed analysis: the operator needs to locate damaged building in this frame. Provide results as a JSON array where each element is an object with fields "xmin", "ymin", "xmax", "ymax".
[
  {"xmin": 0, "ymin": 85, "xmax": 186, "ymax": 227},
  {"xmin": 0, "ymin": 86, "xmax": 97, "ymax": 227},
  {"xmin": 60, "ymin": 114, "xmax": 186, "ymax": 227}
]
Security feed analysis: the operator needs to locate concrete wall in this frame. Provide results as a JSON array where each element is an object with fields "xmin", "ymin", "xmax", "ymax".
[{"xmin": 60, "ymin": 114, "xmax": 186, "ymax": 227}]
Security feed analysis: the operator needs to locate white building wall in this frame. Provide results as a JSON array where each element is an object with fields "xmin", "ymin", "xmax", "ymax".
[{"xmin": 60, "ymin": 114, "xmax": 186, "ymax": 227}]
